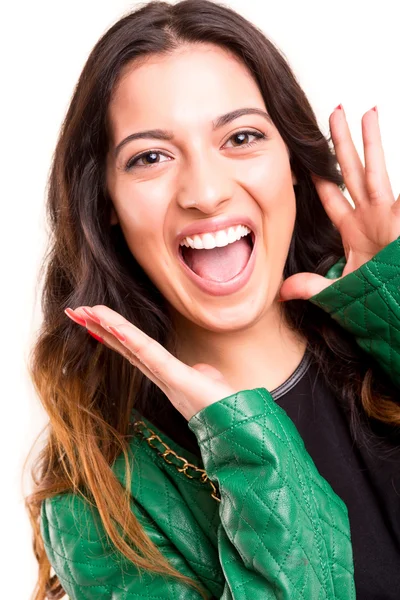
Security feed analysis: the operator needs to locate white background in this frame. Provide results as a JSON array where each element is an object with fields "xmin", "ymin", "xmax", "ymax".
[{"xmin": 1, "ymin": 0, "xmax": 399, "ymax": 598}]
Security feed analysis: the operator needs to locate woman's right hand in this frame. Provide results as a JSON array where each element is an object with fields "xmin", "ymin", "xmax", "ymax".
[{"xmin": 65, "ymin": 306, "xmax": 237, "ymax": 421}]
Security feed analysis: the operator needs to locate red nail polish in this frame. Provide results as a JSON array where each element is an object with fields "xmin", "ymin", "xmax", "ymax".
[
  {"xmin": 82, "ymin": 307, "xmax": 102, "ymax": 324},
  {"xmin": 65, "ymin": 308, "xmax": 87, "ymax": 327},
  {"xmin": 373, "ymin": 106, "xmax": 378, "ymax": 113},
  {"xmin": 335, "ymin": 104, "xmax": 342, "ymax": 111},
  {"xmin": 87, "ymin": 331, "xmax": 104, "ymax": 343}
]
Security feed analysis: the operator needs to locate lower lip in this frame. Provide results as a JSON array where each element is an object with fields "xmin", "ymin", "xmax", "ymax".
[{"xmin": 177, "ymin": 233, "xmax": 257, "ymax": 296}]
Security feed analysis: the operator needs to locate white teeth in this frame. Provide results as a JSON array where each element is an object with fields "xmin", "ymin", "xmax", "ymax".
[
  {"xmin": 202, "ymin": 233, "xmax": 217, "ymax": 249},
  {"xmin": 215, "ymin": 230, "xmax": 229, "ymax": 247},
  {"xmin": 193, "ymin": 235, "xmax": 203, "ymax": 249},
  {"xmin": 180, "ymin": 224, "xmax": 252, "ymax": 250},
  {"xmin": 227, "ymin": 227, "xmax": 238, "ymax": 244}
]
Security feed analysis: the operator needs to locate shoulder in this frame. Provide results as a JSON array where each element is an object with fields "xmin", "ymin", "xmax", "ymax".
[
  {"xmin": 41, "ymin": 486, "xmax": 198, "ymax": 599},
  {"xmin": 40, "ymin": 434, "xmax": 163, "ymax": 549},
  {"xmin": 41, "ymin": 490, "xmax": 118, "ymax": 597},
  {"xmin": 40, "ymin": 432, "xmax": 221, "ymax": 598},
  {"xmin": 40, "ymin": 438, "xmax": 162, "ymax": 591},
  {"xmin": 40, "ymin": 430, "xmax": 210, "ymax": 555}
]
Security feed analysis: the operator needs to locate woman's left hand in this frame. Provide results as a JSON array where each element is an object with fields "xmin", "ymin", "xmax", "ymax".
[{"xmin": 279, "ymin": 105, "xmax": 400, "ymax": 301}]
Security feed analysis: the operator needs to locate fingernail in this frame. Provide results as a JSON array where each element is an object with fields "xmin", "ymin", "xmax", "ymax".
[
  {"xmin": 373, "ymin": 105, "xmax": 378, "ymax": 113},
  {"xmin": 335, "ymin": 104, "xmax": 342, "ymax": 111},
  {"xmin": 65, "ymin": 308, "xmax": 87, "ymax": 327},
  {"xmin": 105, "ymin": 325, "xmax": 126, "ymax": 342},
  {"xmin": 87, "ymin": 331, "xmax": 104, "ymax": 343},
  {"xmin": 82, "ymin": 307, "xmax": 102, "ymax": 324}
]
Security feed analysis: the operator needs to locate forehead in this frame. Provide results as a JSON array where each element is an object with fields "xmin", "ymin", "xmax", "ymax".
[{"xmin": 107, "ymin": 44, "xmax": 266, "ymax": 139}]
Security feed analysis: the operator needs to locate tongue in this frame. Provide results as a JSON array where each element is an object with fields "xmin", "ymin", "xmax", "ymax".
[{"xmin": 182, "ymin": 237, "xmax": 252, "ymax": 282}]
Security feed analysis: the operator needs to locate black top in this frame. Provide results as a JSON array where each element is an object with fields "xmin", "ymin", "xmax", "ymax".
[{"xmin": 271, "ymin": 348, "xmax": 400, "ymax": 599}]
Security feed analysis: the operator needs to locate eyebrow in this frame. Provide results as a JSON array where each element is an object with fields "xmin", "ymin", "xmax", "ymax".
[{"xmin": 113, "ymin": 107, "xmax": 273, "ymax": 159}]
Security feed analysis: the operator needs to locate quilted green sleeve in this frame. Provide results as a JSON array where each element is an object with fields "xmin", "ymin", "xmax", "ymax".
[
  {"xmin": 309, "ymin": 236, "xmax": 400, "ymax": 389},
  {"xmin": 188, "ymin": 387, "xmax": 356, "ymax": 599}
]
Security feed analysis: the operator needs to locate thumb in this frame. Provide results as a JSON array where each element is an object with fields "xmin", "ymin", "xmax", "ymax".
[{"xmin": 279, "ymin": 272, "xmax": 341, "ymax": 301}]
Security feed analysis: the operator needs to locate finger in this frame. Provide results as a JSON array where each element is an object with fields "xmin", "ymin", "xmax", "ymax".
[
  {"xmin": 74, "ymin": 307, "xmax": 166, "ymax": 390},
  {"xmin": 362, "ymin": 107, "xmax": 395, "ymax": 206},
  {"xmin": 329, "ymin": 106, "xmax": 369, "ymax": 207},
  {"xmin": 311, "ymin": 175, "xmax": 353, "ymax": 229},
  {"xmin": 83, "ymin": 305, "xmax": 196, "ymax": 389},
  {"xmin": 280, "ymin": 272, "xmax": 341, "ymax": 301},
  {"xmin": 76, "ymin": 306, "xmax": 236, "ymax": 420}
]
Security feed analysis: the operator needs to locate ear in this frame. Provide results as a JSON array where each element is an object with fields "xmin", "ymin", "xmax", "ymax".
[{"xmin": 110, "ymin": 206, "xmax": 119, "ymax": 225}]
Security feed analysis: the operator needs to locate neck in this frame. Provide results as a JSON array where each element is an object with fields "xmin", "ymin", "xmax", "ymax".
[{"xmin": 170, "ymin": 305, "xmax": 308, "ymax": 395}]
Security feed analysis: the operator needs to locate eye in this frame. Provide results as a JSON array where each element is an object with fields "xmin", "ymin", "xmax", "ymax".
[
  {"xmin": 124, "ymin": 151, "xmax": 170, "ymax": 172},
  {"xmin": 123, "ymin": 129, "xmax": 267, "ymax": 172},
  {"xmin": 223, "ymin": 129, "xmax": 267, "ymax": 148}
]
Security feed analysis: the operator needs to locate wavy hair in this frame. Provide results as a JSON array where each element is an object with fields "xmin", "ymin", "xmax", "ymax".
[{"xmin": 25, "ymin": 1, "xmax": 400, "ymax": 598}]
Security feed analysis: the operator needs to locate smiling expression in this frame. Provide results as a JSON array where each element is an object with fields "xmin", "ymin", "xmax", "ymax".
[{"xmin": 106, "ymin": 43, "xmax": 297, "ymax": 332}]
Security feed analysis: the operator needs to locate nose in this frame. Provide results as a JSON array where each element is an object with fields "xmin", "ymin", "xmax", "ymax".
[{"xmin": 177, "ymin": 148, "xmax": 233, "ymax": 213}]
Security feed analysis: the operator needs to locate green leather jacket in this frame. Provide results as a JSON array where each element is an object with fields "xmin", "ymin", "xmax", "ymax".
[{"xmin": 40, "ymin": 237, "xmax": 400, "ymax": 599}]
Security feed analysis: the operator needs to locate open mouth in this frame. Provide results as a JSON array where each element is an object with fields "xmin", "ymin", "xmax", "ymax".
[{"xmin": 179, "ymin": 230, "xmax": 255, "ymax": 283}]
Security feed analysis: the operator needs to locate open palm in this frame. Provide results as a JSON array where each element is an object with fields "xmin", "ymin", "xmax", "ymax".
[{"xmin": 280, "ymin": 106, "xmax": 400, "ymax": 300}]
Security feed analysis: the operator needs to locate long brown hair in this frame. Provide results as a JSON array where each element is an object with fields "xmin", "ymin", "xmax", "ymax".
[{"xmin": 25, "ymin": 1, "xmax": 400, "ymax": 598}]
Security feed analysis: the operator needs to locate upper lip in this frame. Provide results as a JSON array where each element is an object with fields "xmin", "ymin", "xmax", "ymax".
[{"xmin": 176, "ymin": 215, "xmax": 257, "ymax": 246}]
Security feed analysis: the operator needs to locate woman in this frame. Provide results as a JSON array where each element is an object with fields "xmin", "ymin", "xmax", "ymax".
[{"xmin": 27, "ymin": 0, "xmax": 400, "ymax": 598}]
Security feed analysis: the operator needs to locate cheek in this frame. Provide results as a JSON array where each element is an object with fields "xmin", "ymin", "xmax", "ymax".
[
  {"xmin": 238, "ymin": 154, "xmax": 296, "ymax": 256},
  {"xmin": 238, "ymin": 152, "xmax": 296, "ymax": 212},
  {"xmin": 111, "ymin": 181, "xmax": 172, "ymax": 280}
]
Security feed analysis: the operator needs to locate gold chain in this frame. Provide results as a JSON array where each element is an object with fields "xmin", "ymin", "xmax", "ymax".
[{"xmin": 133, "ymin": 420, "xmax": 221, "ymax": 503}]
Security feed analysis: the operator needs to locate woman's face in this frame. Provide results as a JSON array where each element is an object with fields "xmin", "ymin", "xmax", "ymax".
[{"xmin": 106, "ymin": 44, "xmax": 297, "ymax": 332}]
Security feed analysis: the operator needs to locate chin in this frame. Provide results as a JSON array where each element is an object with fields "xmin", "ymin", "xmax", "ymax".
[{"xmin": 184, "ymin": 286, "xmax": 272, "ymax": 333}]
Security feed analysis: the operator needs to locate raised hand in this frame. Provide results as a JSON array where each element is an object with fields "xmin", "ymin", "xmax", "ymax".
[
  {"xmin": 64, "ymin": 306, "xmax": 236, "ymax": 421},
  {"xmin": 279, "ymin": 105, "xmax": 400, "ymax": 301}
]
